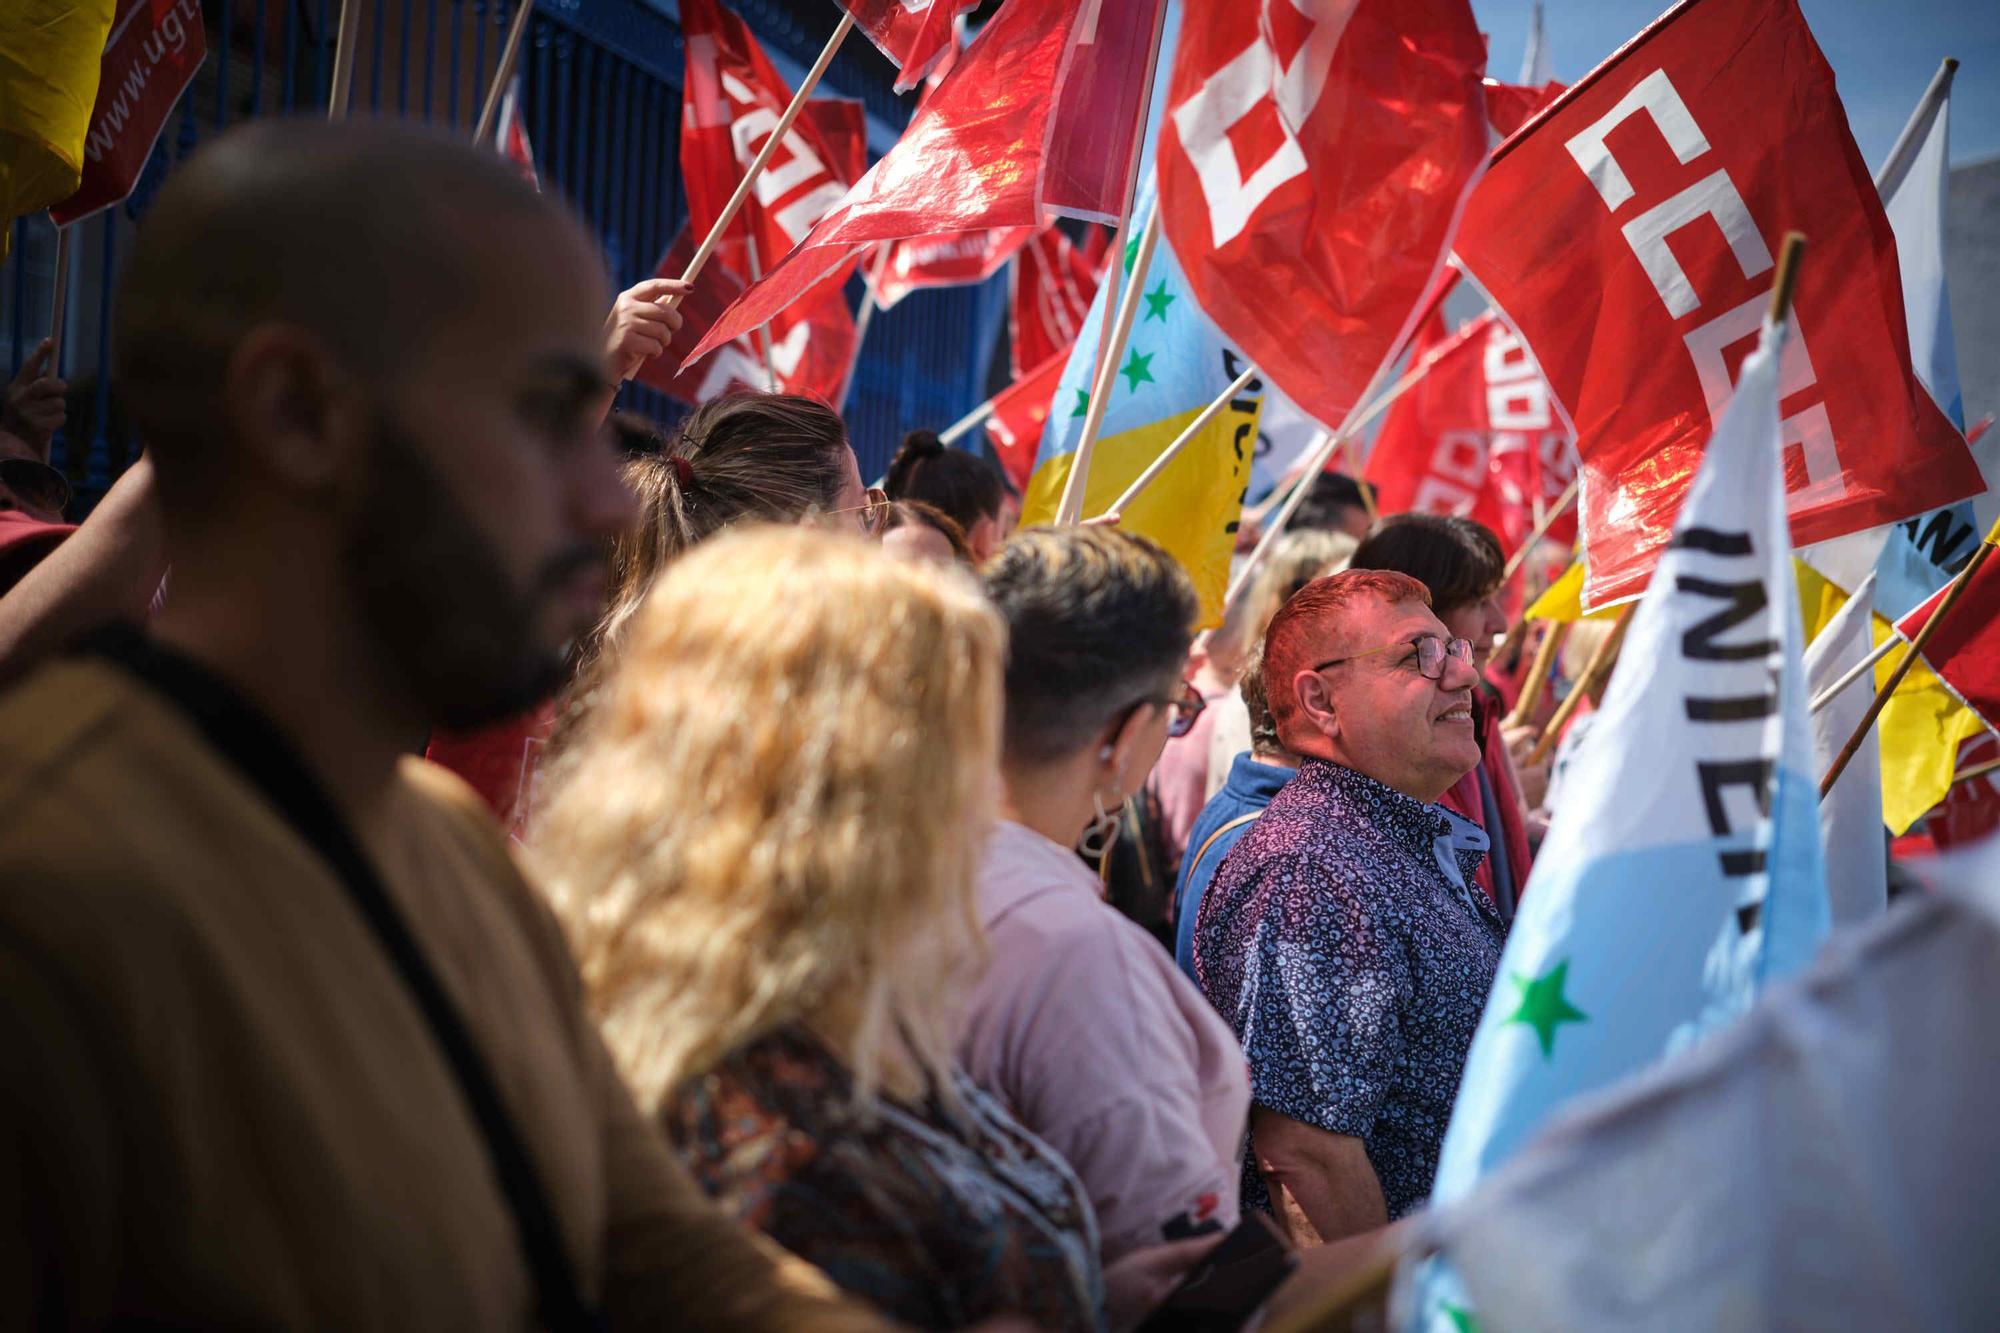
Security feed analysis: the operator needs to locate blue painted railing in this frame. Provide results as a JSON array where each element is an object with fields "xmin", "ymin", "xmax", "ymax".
[{"xmin": 2, "ymin": 0, "xmax": 1008, "ymax": 508}]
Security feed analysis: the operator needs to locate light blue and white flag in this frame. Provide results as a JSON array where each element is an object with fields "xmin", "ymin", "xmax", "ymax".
[
  {"xmin": 1412, "ymin": 313, "xmax": 1832, "ymax": 1331},
  {"xmin": 1803, "ymin": 64, "xmax": 2000, "ymax": 619}
]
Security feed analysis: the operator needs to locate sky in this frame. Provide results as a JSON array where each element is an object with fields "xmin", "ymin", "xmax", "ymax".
[{"xmin": 1474, "ymin": 0, "xmax": 2000, "ymax": 169}]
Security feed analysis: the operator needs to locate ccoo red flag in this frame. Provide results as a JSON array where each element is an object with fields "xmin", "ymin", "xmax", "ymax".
[
  {"xmin": 1365, "ymin": 311, "xmax": 1578, "ymax": 557},
  {"xmin": 837, "ymin": 0, "xmax": 976, "ymax": 94},
  {"xmin": 1156, "ymin": 0, "xmax": 1489, "ymax": 436},
  {"xmin": 986, "ymin": 350, "xmax": 1071, "ymax": 493},
  {"xmin": 1009, "ymin": 225, "xmax": 1103, "ymax": 378},
  {"xmin": 1483, "ymin": 78, "xmax": 1564, "ymax": 140},
  {"xmin": 637, "ymin": 224, "xmax": 857, "ymax": 406},
  {"xmin": 1452, "ymin": 0, "xmax": 1982, "ymax": 607},
  {"xmin": 873, "ymin": 227, "xmax": 1036, "ymax": 309},
  {"xmin": 51, "ymin": 0, "xmax": 206, "ymax": 226},
  {"xmin": 1895, "ymin": 526, "xmax": 2000, "ymax": 732},
  {"xmin": 681, "ymin": 0, "xmax": 869, "ymax": 282},
  {"xmin": 685, "ymin": 0, "xmax": 1165, "ymax": 371}
]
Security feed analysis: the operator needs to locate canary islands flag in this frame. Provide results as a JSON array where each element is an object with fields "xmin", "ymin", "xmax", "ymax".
[
  {"xmin": 1415, "ymin": 314, "xmax": 1832, "ymax": 1330},
  {"xmin": 1019, "ymin": 185, "xmax": 1258, "ymax": 626}
]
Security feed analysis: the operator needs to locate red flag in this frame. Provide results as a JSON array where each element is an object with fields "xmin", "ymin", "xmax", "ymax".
[
  {"xmin": 837, "ymin": 0, "xmax": 977, "ymax": 93},
  {"xmin": 1452, "ymin": 0, "xmax": 1982, "ymax": 608},
  {"xmin": 681, "ymin": 0, "xmax": 868, "ymax": 281},
  {"xmin": 1365, "ymin": 312, "xmax": 1578, "ymax": 556},
  {"xmin": 874, "ymin": 227, "xmax": 1035, "ymax": 308},
  {"xmin": 686, "ymin": 0, "xmax": 1166, "ymax": 370},
  {"xmin": 1156, "ymin": 0, "xmax": 1488, "ymax": 435},
  {"xmin": 50, "ymin": 0, "xmax": 206, "ymax": 226},
  {"xmin": 1895, "ymin": 533, "xmax": 2000, "ymax": 731},
  {"xmin": 1009, "ymin": 225, "xmax": 1103, "ymax": 378},
  {"xmin": 1484, "ymin": 78, "xmax": 1564, "ymax": 140},
  {"xmin": 636, "ymin": 225, "xmax": 856, "ymax": 406},
  {"xmin": 986, "ymin": 351, "xmax": 1070, "ymax": 492}
]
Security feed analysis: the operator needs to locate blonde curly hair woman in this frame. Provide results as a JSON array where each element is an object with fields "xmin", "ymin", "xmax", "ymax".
[{"xmin": 534, "ymin": 525, "xmax": 1104, "ymax": 1332}]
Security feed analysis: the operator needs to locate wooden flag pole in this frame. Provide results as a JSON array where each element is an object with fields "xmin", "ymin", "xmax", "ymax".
[
  {"xmin": 327, "ymin": 0, "xmax": 363, "ymax": 118},
  {"xmin": 1820, "ymin": 520, "xmax": 2000, "ymax": 798},
  {"xmin": 1951, "ymin": 752, "xmax": 2000, "ymax": 790},
  {"xmin": 47, "ymin": 226, "xmax": 74, "ymax": 378},
  {"xmin": 1503, "ymin": 621, "xmax": 1570, "ymax": 731},
  {"xmin": 1808, "ymin": 635, "xmax": 1898, "ymax": 715},
  {"xmin": 471, "ymin": 0, "xmax": 536, "ymax": 146},
  {"xmin": 673, "ymin": 11, "xmax": 855, "ymax": 301},
  {"xmin": 1225, "ymin": 413, "xmax": 1364, "ymax": 604},
  {"xmin": 1499, "ymin": 474, "xmax": 1581, "ymax": 583},
  {"xmin": 839, "ymin": 243, "xmax": 890, "ymax": 410},
  {"xmin": 1525, "ymin": 604, "xmax": 1633, "ymax": 767},
  {"xmin": 1055, "ymin": 207, "xmax": 1159, "ymax": 525},
  {"xmin": 1098, "ymin": 364, "xmax": 1260, "ymax": 522},
  {"xmin": 939, "ymin": 391, "xmax": 1001, "ymax": 446},
  {"xmin": 742, "ymin": 233, "xmax": 780, "ymax": 389}
]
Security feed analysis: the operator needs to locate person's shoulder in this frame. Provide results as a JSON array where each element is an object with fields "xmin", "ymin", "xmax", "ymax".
[{"xmin": 0, "ymin": 658, "xmax": 133, "ymax": 813}]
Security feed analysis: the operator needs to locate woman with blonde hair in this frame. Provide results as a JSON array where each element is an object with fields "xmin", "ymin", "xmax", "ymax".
[{"xmin": 534, "ymin": 525, "xmax": 1104, "ymax": 1332}]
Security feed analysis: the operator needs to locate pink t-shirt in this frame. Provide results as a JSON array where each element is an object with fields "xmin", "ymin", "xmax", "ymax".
[{"xmin": 958, "ymin": 820, "xmax": 1250, "ymax": 1262}]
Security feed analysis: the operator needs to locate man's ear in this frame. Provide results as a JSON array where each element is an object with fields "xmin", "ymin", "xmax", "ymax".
[
  {"xmin": 1293, "ymin": 668, "xmax": 1338, "ymax": 739},
  {"xmin": 222, "ymin": 324, "xmax": 365, "ymax": 496}
]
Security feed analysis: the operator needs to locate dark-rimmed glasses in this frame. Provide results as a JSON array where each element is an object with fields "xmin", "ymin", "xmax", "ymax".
[
  {"xmin": 0, "ymin": 457, "xmax": 71, "ymax": 518},
  {"xmin": 1314, "ymin": 634, "xmax": 1473, "ymax": 681}
]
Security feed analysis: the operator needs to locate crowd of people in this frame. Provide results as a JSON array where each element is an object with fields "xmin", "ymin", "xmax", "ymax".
[{"xmin": 0, "ymin": 118, "xmax": 1981, "ymax": 1330}]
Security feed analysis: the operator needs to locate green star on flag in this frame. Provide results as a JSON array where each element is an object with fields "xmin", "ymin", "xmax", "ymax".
[
  {"xmin": 1119, "ymin": 349, "xmax": 1155, "ymax": 392},
  {"xmin": 1441, "ymin": 1303, "xmax": 1481, "ymax": 1333},
  {"xmin": 1504, "ymin": 959, "xmax": 1588, "ymax": 1058},
  {"xmin": 1124, "ymin": 235, "xmax": 1141, "ymax": 274},
  {"xmin": 1142, "ymin": 280, "xmax": 1176, "ymax": 323},
  {"xmin": 1070, "ymin": 387, "xmax": 1090, "ymax": 418}
]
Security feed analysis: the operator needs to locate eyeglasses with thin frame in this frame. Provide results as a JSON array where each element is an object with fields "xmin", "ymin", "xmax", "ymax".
[
  {"xmin": 825, "ymin": 486, "xmax": 891, "ymax": 536},
  {"xmin": 1313, "ymin": 633, "xmax": 1474, "ymax": 681},
  {"xmin": 0, "ymin": 457, "xmax": 71, "ymax": 518}
]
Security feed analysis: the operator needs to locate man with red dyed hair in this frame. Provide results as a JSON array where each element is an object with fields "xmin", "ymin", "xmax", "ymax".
[{"xmin": 1193, "ymin": 570, "xmax": 1505, "ymax": 1244}]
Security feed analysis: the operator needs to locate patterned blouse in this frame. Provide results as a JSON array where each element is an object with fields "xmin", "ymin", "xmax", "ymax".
[
  {"xmin": 661, "ymin": 1025, "xmax": 1106, "ymax": 1331},
  {"xmin": 1193, "ymin": 759, "xmax": 1507, "ymax": 1220}
]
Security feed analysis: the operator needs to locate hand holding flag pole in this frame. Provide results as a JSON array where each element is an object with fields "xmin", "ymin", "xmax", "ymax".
[
  {"xmin": 668, "ymin": 12, "xmax": 856, "ymax": 311},
  {"xmin": 1524, "ymin": 605, "xmax": 1633, "ymax": 767},
  {"xmin": 472, "ymin": 0, "xmax": 537, "ymax": 147},
  {"xmin": 1055, "ymin": 207, "xmax": 1159, "ymax": 525}
]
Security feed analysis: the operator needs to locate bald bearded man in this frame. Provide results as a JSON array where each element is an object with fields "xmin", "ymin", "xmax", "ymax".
[{"xmin": 0, "ymin": 122, "xmax": 883, "ymax": 1329}]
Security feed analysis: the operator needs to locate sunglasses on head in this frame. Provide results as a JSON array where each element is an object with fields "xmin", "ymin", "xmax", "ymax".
[
  {"xmin": 0, "ymin": 457, "xmax": 71, "ymax": 518},
  {"xmin": 1314, "ymin": 633, "xmax": 1474, "ymax": 681}
]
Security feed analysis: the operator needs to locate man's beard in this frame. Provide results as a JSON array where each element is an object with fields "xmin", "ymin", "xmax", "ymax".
[{"xmin": 342, "ymin": 412, "xmax": 600, "ymax": 731}]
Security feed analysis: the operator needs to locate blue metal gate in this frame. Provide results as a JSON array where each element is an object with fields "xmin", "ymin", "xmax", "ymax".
[{"xmin": 2, "ymin": 0, "xmax": 1008, "ymax": 508}]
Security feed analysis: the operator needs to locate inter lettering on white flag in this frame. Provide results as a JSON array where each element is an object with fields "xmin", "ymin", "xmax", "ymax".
[{"xmin": 1415, "ymin": 313, "xmax": 1832, "ymax": 1331}]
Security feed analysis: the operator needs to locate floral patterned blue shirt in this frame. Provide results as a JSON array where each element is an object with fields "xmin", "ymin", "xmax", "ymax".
[{"xmin": 1192, "ymin": 759, "xmax": 1507, "ymax": 1220}]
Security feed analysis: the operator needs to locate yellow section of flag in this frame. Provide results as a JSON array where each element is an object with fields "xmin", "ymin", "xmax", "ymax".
[
  {"xmin": 1524, "ymin": 559, "xmax": 1623, "ymax": 622},
  {"xmin": 1795, "ymin": 559, "xmax": 1993, "ymax": 834},
  {"xmin": 0, "ymin": 0, "xmax": 116, "ymax": 256},
  {"xmin": 1020, "ymin": 401, "xmax": 1255, "ymax": 629}
]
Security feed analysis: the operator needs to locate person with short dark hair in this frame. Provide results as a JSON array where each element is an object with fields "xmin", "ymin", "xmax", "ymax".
[
  {"xmin": 1349, "ymin": 512, "xmax": 1536, "ymax": 916},
  {"xmin": 959, "ymin": 527, "xmax": 1250, "ymax": 1313},
  {"xmin": 1171, "ymin": 639, "xmax": 1296, "ymax": 982},
  {"xmin": 1195, "ymin": 569, "xmax": 1505, "ymax": 1244},
  {"xmin": 1292, "ymin": 472, "xmax": 1376, "ymax": 540},
  {"xmin": 0, "ymin": 121, "xmax": 884, "ymax": 1329},
  {"xmin": 884, "ymin": 428, "xmax": 1006, "ymax": 561}
]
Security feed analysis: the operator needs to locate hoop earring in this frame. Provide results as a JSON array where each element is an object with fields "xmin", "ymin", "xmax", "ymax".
[{"xmin": 1076, "ymin": 791, "xmax": 1122, "ymax": 859}]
